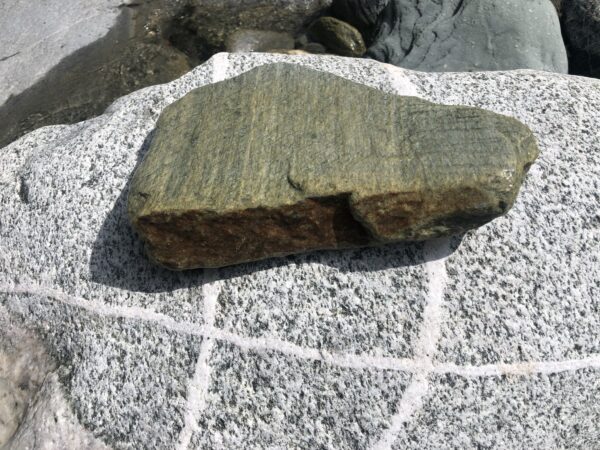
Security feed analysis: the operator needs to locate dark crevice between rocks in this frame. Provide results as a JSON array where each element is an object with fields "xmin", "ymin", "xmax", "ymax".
[
  {"xmin": 0, "ymin": 51, "xmax": 20, "ymax": 62},
  {"xmin": 18, "ymin": 176, "xmax": 29, "ymax": 205},
  {"xmin": 553, "ymin": 0, "xmax": 600, "ymax": 78},
  {"xmin": 165, "ymin": 4, "xmax": 219, "ymax": 65}
]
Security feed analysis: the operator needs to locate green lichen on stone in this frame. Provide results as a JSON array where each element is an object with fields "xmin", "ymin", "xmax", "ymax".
[{"xmin": 128, "ymin": 63, "xmax": 539, "ymax": 269}]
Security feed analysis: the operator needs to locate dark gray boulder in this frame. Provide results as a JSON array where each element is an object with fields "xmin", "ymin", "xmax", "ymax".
[{"xmin": 333, "ymin": 0, "xmax": 568, "ymax": 73}]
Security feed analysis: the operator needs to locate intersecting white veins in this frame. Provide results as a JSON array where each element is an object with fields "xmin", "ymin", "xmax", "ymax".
[
  {"xmin": 3, "ymin": 282, "xmax": 599, "ymax": 379},
  {"xmin": 371, "ymin": 238, "xmax": 450, "ymax": 450},
  {"xmin": 177, "ymin": 270, "xmax": 221, "ymax": 450},
  {"xmin": 2, "ymin": 269, "xmax": 600, "ymax": 449}
]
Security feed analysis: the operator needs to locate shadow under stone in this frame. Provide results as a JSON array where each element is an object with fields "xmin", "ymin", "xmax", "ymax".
[{"xmin": 89, "ymin": 129, "xmax": 463, "ymax": 293}]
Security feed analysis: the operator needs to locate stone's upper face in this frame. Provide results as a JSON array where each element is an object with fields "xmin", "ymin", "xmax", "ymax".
[
  {"xmin": 333, "ymin": 0, "xmax": 568, "ymax": 73},
  {"xmin": 128, "ymin": 63, "xmax": 538, "ymax": 269}
]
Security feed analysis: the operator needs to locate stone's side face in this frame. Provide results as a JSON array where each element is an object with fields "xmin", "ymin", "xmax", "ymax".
[
  {"xmin": 308, "ymin": 16, "xmax": 367, "ymax": 56},
  {"xmin": 1, "ymin": 53, "xmax": 599, "ymax": 448},
  {"xmin": 336, "ymin": 0, "xmax": 568, "ymax": 73},
  {"xmin": 128, "ymin": 63, "xmax": 538, "ymax": 269}
]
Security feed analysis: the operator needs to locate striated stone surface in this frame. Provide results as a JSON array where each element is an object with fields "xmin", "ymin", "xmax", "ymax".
[
  {"xmin": 308, "ymin": 16, "xmax": 367, "ymax": 56},
  {"xmin": 332, "ymin": 0, "xmax": 568, "ymax": 73},
  {"xmin": 0, "ymin": 53, "xmax": 599, "ymax": 448},
  {"xmin": 128, "ymin": 63, "xmax": 537, "ymax": 269}
]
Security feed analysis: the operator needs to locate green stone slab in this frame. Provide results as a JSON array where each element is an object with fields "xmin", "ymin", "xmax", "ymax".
[{"xmin": 128, "ymin": 63, "xmax": 539, "ymax": 269}]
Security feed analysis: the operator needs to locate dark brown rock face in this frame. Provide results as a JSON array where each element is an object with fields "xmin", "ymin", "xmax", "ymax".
[{"xmin": 128, "ymin": 63, "xmax": 539, "ymax": 269}]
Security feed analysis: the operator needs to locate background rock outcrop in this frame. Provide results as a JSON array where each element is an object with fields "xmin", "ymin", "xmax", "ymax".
[
  {"xmin": 183, "ymin": 0, "xmax": 331, "ymax": 54},
  {"xmin": 332, "ymin": 0, "xmax": 568, "ymax": 73},
  {"xmin": 0, "ymin": 53, "xmax": 598, "ymax": 448}
]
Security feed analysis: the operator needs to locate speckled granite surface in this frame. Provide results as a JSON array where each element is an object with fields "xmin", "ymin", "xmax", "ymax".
[{"xmin": 0, "ymin": 53, "xmax": 598, "ymax": 449}]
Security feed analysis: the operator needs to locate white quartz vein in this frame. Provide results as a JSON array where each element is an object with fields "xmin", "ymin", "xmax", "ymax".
[
  {"xmin": 2, "ymin": 283, "xmax": 599, "ymax": 379},
  {"xmin": 371, "ymin": 238, "xmax": 450, "ymax": 450},
  {"xmin": 175, "ymin": 53, "xmax": 230, "ymax": 449},
  {"xmin": 176, "ymin": 272, "xmax": 221, "ymax": 450}
]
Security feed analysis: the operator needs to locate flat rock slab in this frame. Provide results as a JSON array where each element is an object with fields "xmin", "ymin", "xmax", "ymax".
[
  {"xmin": 0, "ymin": 53, "xmax": 599, "ymax": 448},
  {"xmin": 129, "ymin": 64, "xmax": 537, "ymax": 269}
]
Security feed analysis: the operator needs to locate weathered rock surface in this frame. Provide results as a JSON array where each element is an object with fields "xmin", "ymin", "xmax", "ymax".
[
  {"xmin": 562, "ymin": 0, "xmax": 600, "ymax": 77},
  {"xmin": 0, "ymin": 53, "xmax": 599, "ymax": 448},
  {"xmin": 0, "ymin": 311, "xmax": 54, "ymax": 445},
  {"xmin": 308, "ymin": 16, "xmax": 367, "ymax": 56},
  {"xmin": 4, "ymin": 373, "xmax": 110, "ymax": 450},
  {"xmin": 0, "ymin": 313, "xmax": 108, "ymax": 449},
  {"xmin": 332, "ymin": 0, "xmax": 568, "ymax": 73},
  {"xmin": 129, "ymin": 64, "xmax": 537, "ymax": 269},
  {"xmin": 0, "ymin": 0, "xmax": 122, "ymax": 108}
]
